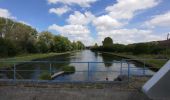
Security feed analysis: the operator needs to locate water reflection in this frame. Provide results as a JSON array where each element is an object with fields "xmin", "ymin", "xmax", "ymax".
[{"xmin": 0, "ymin": 50, "xmax": 155, "ymax": 81}]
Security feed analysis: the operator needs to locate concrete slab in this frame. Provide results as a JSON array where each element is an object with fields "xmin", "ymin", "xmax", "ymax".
[{"xmin": 142, "ymin": 60, "xmax": 170, "ymax": 100}]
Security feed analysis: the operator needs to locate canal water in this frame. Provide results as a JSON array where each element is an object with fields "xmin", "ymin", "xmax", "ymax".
[{"xmin": 0, "ymin": 50, "xmax": 154, "ymax": 81}]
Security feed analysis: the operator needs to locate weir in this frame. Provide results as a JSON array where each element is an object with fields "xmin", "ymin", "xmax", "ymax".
[{"xmin": 51, "ymin": 71, "xmax": 65, "ymax": 79}]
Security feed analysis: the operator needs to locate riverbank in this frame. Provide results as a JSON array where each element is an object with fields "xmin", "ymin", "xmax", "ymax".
[
  {"xmin": 0, "ymin": 51, "xmax": 78, "ymax": 68},
  {"xmin": 101, "ymin": 52, "xmax": 168, "ymax": 70}
]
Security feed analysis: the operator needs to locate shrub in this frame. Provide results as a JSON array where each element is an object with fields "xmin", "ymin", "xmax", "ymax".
[
  {"xmin": 62, "ymin": 65, "xmax": 75, "ymax": 74},
  {"xmin": 39, "ymin": 71, "xmax": 51, "ymax": 80}
]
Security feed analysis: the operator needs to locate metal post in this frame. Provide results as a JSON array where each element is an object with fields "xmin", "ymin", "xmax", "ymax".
[
  {"xmin": 143, "ymin": 61, "xmax": 146, "ymax": 76},
  {"xmin": 49, "ymin": 63, "xmax": 52, "ymax": 76},
  {"xmin": 128, "ymin": 62, "xmax": 130, "ymax": 82},
  {"xmin": 120, "ymin": 60, "xmax": 123, "ymax": 75},
  {"xmin": 88, "ymin": 62, "xmax": 90, "ymax": 81},
  {"xmin": 13, "ymin": 64, "xmax": 16, "ymax": 81}
]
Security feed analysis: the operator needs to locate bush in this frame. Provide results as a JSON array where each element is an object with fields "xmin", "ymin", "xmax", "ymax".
[
  {"xmin": 39, "ymin": 71, "xmax": 51, "ymax": 80},
  {"xmin": 0, "ymin": 38, "xmax": 17, "ymax": 57},
  {"xmin": 62, "ymin": 65, "xmax": 75, "ymax": 74}
]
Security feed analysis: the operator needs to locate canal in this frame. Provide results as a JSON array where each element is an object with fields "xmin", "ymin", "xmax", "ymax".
[{"xmin": 0, "ymin": 50, "xmax": 154, "ymax": 81}]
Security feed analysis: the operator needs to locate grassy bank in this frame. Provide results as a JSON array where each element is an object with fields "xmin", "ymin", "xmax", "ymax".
[
  {"xmin": 102, "ymin": 52, "xmax": 168, "ymax": 70},
  {"xmin": 0, "ymin": 51, "xmax": 78, "ymax": 68}
]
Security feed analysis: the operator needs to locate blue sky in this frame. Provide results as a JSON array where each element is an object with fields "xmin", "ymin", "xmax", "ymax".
[{"xmin": 0, "ymin": 0, "xmax": 170, "ymax": 45}]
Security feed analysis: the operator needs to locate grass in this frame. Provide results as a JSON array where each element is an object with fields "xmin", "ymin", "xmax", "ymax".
[
  {"xmin": 38, "ymin": 65, "xmax": 75, "ymax": 80},
  {"xmin": 104, "ymin": 52, "xmax": 168, "ymax": 69},
  {"xmin": 39, "ymin": 71, "xmax": 51, "ymax": 80},
  {"xmin": 0, "ymin": 51, "xmax": 75, "ymax": 68},
  {"xmin": 62, "ymin": 65, "xmax": 75, "ymax": 74}
]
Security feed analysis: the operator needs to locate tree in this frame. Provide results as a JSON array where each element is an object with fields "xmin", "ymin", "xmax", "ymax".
[
  {"xmin": 37, "ymin": 31, "xmax": 53, "ymax": 53},
  {"xmin": 0, "ymin": 38, "xmax": 17, "ymax": 57},
  {"xmin": 0, "ymin": 17, "xmax": 86, "ymax": 57},
  {"xmin": 76, "ymin": 41, "xmax": 85, "ymax": 50},
  {"xmin": 94, "ymin": 43, "xmax": 98, "ymax": 48},
  {"xmin": 72, "ymin": 41, "xmax": 78, "ymax": 50},
  {"xmin": 52, "ymin": 35, "xmax": 72, "ymax": 52},
  {"xmin": 102, "ymin": 37, "xmax": 113, "ymax": 47},
  {"xmin": 0, "ymin": 17, "xmax": 38, "ymax": 53}
]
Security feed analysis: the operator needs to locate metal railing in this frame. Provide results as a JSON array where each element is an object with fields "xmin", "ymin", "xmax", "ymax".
[{"xmin": 0, "ymin": 59, "xmax": 167, "ymax": 83}]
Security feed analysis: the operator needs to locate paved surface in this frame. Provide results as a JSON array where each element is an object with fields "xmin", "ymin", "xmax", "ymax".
[
  {"xmin": 0, "ymin": 76, "xmax": 152, "ymax": 100},
  {"xmin": 0, "ymin": 85, "xmax": 151, "ymax": 100}
]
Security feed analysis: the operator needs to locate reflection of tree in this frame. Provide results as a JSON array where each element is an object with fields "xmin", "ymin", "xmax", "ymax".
[
  {"xmin": 15, "ymin": 53, "xmax": 72, "ymax": 79},
  {"xmin": 100, "ymin": 53, "xmax": 123, "ymax": 67},
  {"xmin": 100, "ymin": 53, "xmax": 114, "ymax": 67},
  {"xmin": 94, "ymin": 52, "xmax": 98, "ymax": 58}
]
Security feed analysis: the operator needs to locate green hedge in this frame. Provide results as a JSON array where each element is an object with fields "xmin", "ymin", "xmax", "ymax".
[
  {"xmin": 62, "ymin": 65, "xmax": 75, "ymax": 74},
  {"xmin": 39, "ymin": 71, "xmax": 51, "ymax": 80}
]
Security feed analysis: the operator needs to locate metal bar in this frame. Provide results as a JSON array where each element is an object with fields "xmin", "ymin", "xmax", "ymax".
[
  {"xmin": 143, "ymin": 61, "xmax": 146, "ymax": 75},
  {"xmin": 88, "ymin": 62, "xmax": 90, "ymax": 81},
  {"xmin": 0, "ymin": 61, "xmax": 125, "ymax": 63},
  {"xmin": 127, "ymin": 62, "xmax": 130, "ymax": 82},
  {"xmin": 0, "ymin": 60, "xmax": 158, "ymax": 83},
  {"xmin": 120, "ymin": 60, "xmax": 123, "ymax": 75},
  {"xmin": 13, "ymin": 64, "xmax": 16, "ymax": 81},
  {"xmin": 49, "ymin": 63, "xmax": 52, "ymax": 76}
]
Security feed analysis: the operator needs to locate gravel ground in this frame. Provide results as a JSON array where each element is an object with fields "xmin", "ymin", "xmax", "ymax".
[{"xmin": 0, "ymin": 76, "xmax": 152, "ymax": 100}]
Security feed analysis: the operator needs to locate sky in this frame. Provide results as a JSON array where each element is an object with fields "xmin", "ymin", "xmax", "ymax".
[{"xmin": 0, "ymin": 0, "xmax": 170, "ymax": 46}]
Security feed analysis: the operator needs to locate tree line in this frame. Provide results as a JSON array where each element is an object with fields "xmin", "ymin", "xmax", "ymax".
[
  {"xmin": 91, "ymin": 37, "xmax": 168, "ymax": 55},
  {"xmin": 0, "ymin": 17, "xmax": 85, "ymax": 57}
]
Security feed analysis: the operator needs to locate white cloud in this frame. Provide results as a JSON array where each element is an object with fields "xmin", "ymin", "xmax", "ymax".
[
  {"xmin": 67, "ymin": 11, "xmax": 95, "ymax": 25},
  {"xmin": 47, "ymin": 0, "xmax": 163, "ymax": 45},
  {"xmin": 92, "ymin": 0, "xmax": 161, "ymax": 45},
  {"xmin": 106, "ymin": 0, "xmax": 159, "ymax": 20},
  {"xmin": 49, "ymin": 6, "xmax": 71, "ymax": 16},
  {"xmin": 48, "ymin": 24, "xmax": 90, "ymax": 35},
  {"xmin": 48, "ymin": 11, "xmax": 96, "ymax": 45},
  {"xmin": 93, "ymin": 15, "xmax": 123, "ymax": 31},
  {"xmin": 97, "ymin": 28, "xmax": 163, "ymax": 44},
  {"xmin": 144, "ymin": 11, "xmax": 170, "ymax": 28},
  {"xmin": 47, "ymin": 0, "xmax": 97, "ymax": 7},
  {"xmin": 0, "ymin": 8, "xmax": 15, "ymax": 19},
  {"xmin": 48, "ymin": 24, "xmax": 94, "ymax": 45},
  {"xmin": 0, "ymin": 8, "xmax": 31, "ymax": 26}
]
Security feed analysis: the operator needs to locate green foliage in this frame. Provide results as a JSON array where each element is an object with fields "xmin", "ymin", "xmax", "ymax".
[
  {"xmin": 94, "ymin": 43, "xmax": 98, "ymax": 48},
  {"xmin": 39, "ymin": 71, "xmax": 51, "ymax": 80},
  {"xmin": 76, "ymin": 41, "xmax": 85, "ymax": 50},
  {"xmin": 62, "ymin": 65, "xmax": 75, "ymax": 74},
  {"xmin": 0, "ymin": 17, "xmax": 38, "ymax": 55},
  {"xmin": 0, "ymin": 38, "xmax": 17, "ymax": 57},
  {"xmin": 91, "ymin": 37, "xmax": 166, "ymax": 55},
  {"xmin": 52, "ymin": 35, "xmax": 72, "ymax": 52},
  {"xmin": 102, "ymin": 37, "xmax": 113, "ymax": 47},
  {"xmin": 0, "ymin": 17, "xmax": 85, "ymax": 57}
]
